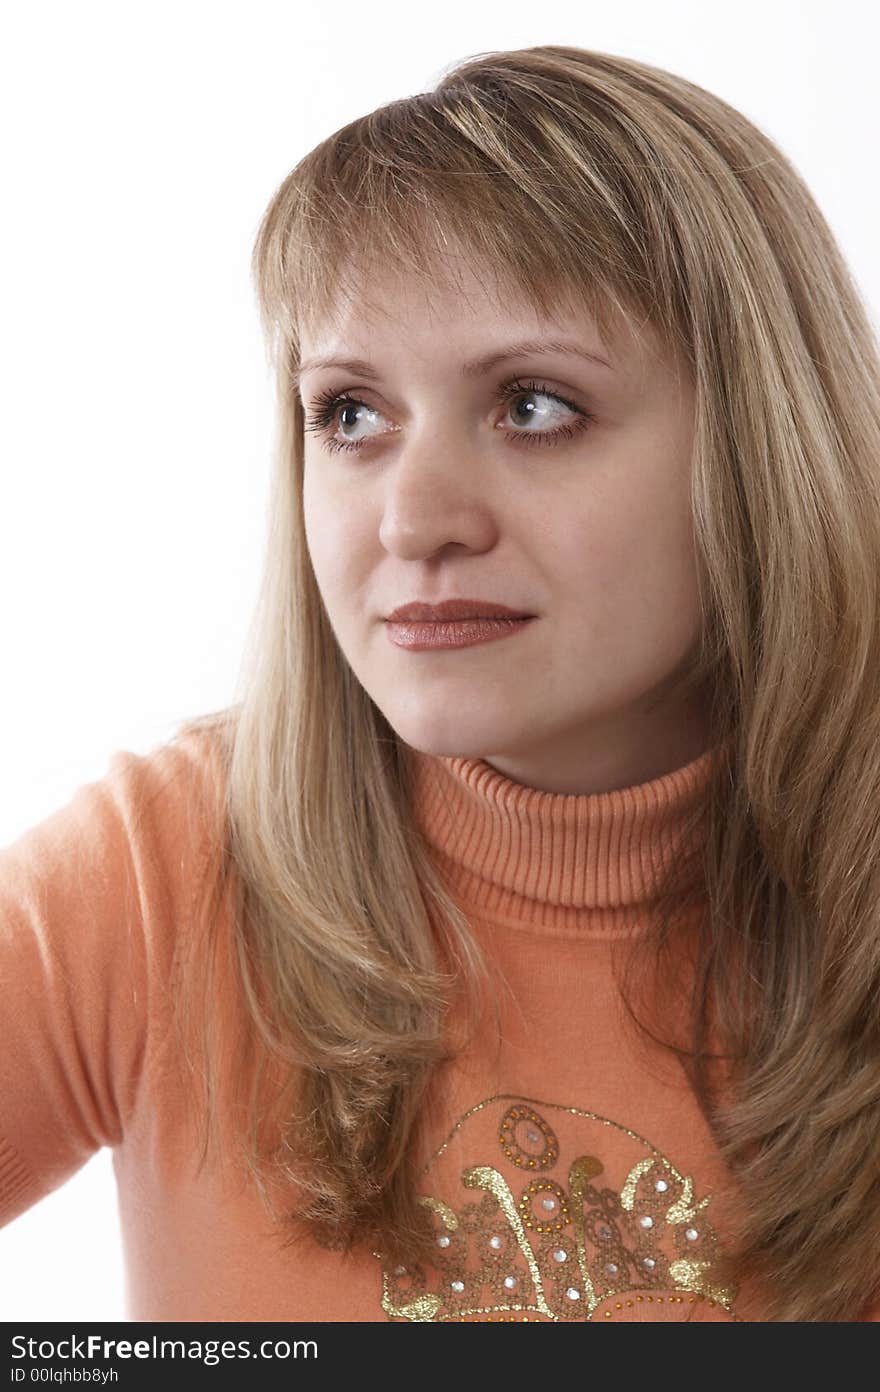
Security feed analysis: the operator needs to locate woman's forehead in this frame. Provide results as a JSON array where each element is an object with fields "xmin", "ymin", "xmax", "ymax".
[{"xmin": 295, "ymin": 257, "xmax": 634, "ymax": 357}]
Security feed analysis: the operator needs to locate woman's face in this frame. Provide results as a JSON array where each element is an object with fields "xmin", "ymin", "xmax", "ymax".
[{"xmin": 299, "ymin": 253, "xmax": 713, "ymax": 795}]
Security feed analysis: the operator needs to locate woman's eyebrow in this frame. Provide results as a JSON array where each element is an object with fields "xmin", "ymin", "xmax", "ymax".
[{"xmin": 293, "ymin": 337, "xmax": 614, "ymax": 391}]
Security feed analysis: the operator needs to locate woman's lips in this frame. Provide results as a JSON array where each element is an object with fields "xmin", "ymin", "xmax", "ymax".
[{"xmin": 384, "ymin": 616, "xmax": 536, "ymax": 650}]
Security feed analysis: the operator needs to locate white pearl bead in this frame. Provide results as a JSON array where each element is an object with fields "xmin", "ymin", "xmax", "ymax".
[
  {"xmin": 566, "ymin": 1287, "xmax": 581, "ymax": 1301},
  {"xmin": 450, "ymin": 1279, "xmax": 464, "ymax": 1293},
  {"xmin": 489, "ymin": 1235, "xmax": 503, "ymax": 1250},
  {"xmin": 552, "ymin": 1248, "xmax": 567, "ymax": 1263},
  {"xmin": 605, "ymin": 1262, "xmax": 619, "ymax": 1275},
  {"xmin": 526, "ymin": 1128, "xmax": 540, "ymax": 1143},
  {"xmin": 503, "ymin": 1275, "xmax": 517, "ymax": 1290},
  {"xmin": 642, "ymin": 1257, "xmax": 656, "ymax": 1270},
  {"xmin": 639, "ymin": 1215, "xmax": 654, "ymax": 1229},
  {"xmin": 655, "ymin": 1179, "xmax": 669, "ymax": 1192},
  {"xmin": 685, "ymin": 1227, "xmax": 699, "ymax": 1241},
  {"xmin": 541, "ymin": 1197, "xmax": 557, "ymax": 1210},
  {"xmin": 436, "ymin": 1234, "xmax": 451, "ymax": 1247}
]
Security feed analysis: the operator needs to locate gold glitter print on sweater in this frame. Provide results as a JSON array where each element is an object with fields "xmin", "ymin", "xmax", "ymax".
[{"xmin": 376, "ymin": 1095, "xmax": 739, "ymax": 1322}]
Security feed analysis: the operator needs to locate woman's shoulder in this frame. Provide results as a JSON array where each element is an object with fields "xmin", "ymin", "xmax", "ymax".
[
  {"xmin": 113, "ymin": 716, "xmax": 232, "ymax": 857},
  {"xmin": 0, "ymin": 718, "xmax": 236, "ymax": 1223}
]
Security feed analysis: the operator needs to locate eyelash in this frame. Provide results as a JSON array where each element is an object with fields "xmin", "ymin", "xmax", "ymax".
[{"xmin": 302, "ymin": 377, "xmax": 596, "ymax": 455}]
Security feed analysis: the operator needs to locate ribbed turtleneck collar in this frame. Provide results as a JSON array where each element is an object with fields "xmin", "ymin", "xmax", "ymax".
[{"xmin": 405, "ymin": 742, "xmax": 720, "ymax": 936}]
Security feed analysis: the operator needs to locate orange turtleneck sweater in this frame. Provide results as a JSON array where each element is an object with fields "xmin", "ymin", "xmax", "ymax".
[{"xmin": 0, "ymin": 728, "xmax": 876, "ymax": 1322}]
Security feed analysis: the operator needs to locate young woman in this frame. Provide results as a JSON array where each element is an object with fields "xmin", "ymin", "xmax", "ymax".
[{"xmin": 3, "ymin": 44, "xmax": 880, "ymax": 1323}]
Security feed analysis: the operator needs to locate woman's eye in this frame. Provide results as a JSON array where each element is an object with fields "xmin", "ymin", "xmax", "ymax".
[
  {"xmin": 502, "ymin": 389, "xmax": 576, "ymax": 432},
  {"xmin": 303, "ymin": 379, "xmax": 594, "ymax": 455},
  {"xmin": 336, "ymin": 401, "xmax": 386, "ymax": 446},
  {"xmin": 304, "ymin": 396, "xmax": 390, "ymax": 452}
]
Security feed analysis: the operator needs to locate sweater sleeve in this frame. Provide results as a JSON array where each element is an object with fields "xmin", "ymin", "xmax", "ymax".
[{"xmin": 0, "ymin": 729, "xmax": 219, "ymax": 1226}]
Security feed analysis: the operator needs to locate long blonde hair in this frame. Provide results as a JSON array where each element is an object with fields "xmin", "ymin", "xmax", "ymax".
[{"xmin": 169, "ymin": 45, "xmax": 880, "ymax": 1319}]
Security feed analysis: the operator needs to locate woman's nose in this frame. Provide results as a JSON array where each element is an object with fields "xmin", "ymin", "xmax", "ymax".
[{"xmin": 377, "ymin": 427, "xmax": 500, "ymax": 559}]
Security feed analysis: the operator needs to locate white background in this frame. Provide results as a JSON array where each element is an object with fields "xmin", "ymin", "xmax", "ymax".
[{"xmin": 1, "ymin": 0, "xmax": 877, "ymax": 1321}]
